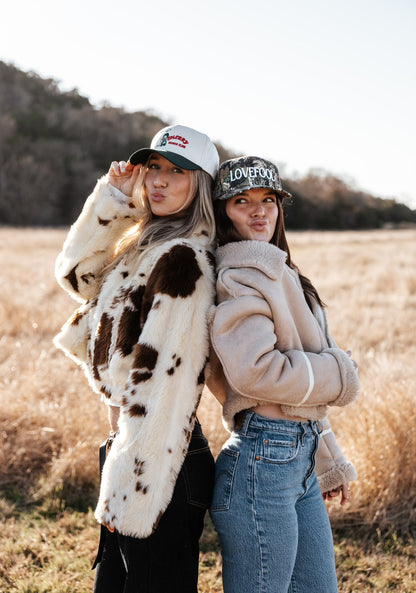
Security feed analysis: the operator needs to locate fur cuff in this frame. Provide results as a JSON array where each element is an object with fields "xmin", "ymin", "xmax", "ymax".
[
  {"xmin": 324, "ymin": 348, "xmax": 360, "ymax": 407},
  {"xmin": 317, "ymin": 461, "xmax": 358, "ymax": 493}
]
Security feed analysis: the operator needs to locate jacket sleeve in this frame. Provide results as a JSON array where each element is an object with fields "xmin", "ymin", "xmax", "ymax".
[
  {"xmin": 94, "ymin": 244, "xmax": 215, "ymax": 537},
  {"xmin": 55, "ymin": 176, "xmax": 143, "ymax": 302},
  {"xmin": 210, "ymin": 274, "xmax": 359, "ymax": 409},
  {"xmin": 316, "ymin": 416, "xmax": 357, "ymax": 491}
]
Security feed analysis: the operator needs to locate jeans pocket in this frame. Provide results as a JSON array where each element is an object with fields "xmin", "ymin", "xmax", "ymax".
[
  {"xmin": 211, "ymin": 448, "xmax": 239, "ymax": 511},
  {"xmin": 182, "ymin": 440, "xmax": 215, "ymax": 509},
  {"xmin": 260, "ymin": 434, "xmax": 300, "ymax": 464}
]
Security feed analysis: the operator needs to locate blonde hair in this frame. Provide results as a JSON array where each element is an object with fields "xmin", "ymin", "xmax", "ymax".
[{"xmin": 114, "ymin": 159, "xmax": 215, "ymax": 260}]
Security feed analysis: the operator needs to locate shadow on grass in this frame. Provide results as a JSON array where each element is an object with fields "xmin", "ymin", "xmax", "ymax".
[
  {"xmin": 333, "ymin": 523, "xmax": 416, "ymax": 558},
  {"xmin": 0, "ymin": 480, "xmax": 98, "ymax": 516},
  {"xmin": 200, "ymin": 513, "xmax": 221, "ymax": 554}
]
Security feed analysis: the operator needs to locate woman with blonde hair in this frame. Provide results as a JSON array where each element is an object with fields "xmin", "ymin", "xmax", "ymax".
[{"xmin": 54, "ymin": 124, "xmax": 219, "ymax": 593}]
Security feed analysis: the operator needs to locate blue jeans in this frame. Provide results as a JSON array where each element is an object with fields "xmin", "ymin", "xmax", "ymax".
[{"xmin": 210, "ymin": 412, "xmax": 338, "ymax": 593}]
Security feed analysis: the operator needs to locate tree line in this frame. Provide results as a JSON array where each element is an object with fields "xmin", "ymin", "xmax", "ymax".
[{"xmin": 0, "ymin": 60, "xmax": 415, "ymax": 229}]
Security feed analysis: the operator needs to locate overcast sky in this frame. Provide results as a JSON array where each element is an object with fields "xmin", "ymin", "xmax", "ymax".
[{"xmin": 1, "ymin": 0, "xmax": 415, "ymax": 207}]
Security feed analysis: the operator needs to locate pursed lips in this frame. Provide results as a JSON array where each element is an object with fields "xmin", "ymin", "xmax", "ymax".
[
  {"xmin": 249, "ymin": 219, "xmax": 268, "ymax": 229},
  {"xmin": 151, "ymin": 192, "xmax": 166, "ymax": 202}
]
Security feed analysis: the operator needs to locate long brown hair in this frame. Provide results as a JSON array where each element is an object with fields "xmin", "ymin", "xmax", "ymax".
[{"xmin": 214, "ymin": 197, "xmax": 325, "ymax": 310}]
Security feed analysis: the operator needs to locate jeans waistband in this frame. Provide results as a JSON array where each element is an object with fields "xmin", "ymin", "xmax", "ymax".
[
  {"xmin": 192, "ymin": 418, "xmax": 203, "ymax": 436},
  {"xmin": 236, "ymin": 410, "xmax": 321, "ymax": 437}
]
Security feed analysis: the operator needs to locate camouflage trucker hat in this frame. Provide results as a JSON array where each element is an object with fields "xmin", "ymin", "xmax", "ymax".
[{"xmin": 213, "ymin": 156, "xmax": 291, "ymax": 201}]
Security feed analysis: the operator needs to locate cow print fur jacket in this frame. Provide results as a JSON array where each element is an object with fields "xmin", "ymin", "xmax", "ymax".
[{"xmin": 54, "ymin": 177, "xmax": 215, "ymax": 537}]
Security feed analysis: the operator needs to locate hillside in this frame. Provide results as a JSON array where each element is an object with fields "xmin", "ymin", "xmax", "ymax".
[{"xmin": 0, "ymin": 60, "xmax": 415, "ymax": 228}]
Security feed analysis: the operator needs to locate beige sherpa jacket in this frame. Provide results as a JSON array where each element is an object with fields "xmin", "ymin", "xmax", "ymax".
[
  {"xmin": 54, "ymin": 177, "xmax": 215, "ymax": 537},
  {"xmin": 208, "ymin": 240, "xmax": 359, "ymax": 492}
]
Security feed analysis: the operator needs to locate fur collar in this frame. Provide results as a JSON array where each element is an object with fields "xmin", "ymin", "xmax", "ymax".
[{"xmin": 216, "ymin": 240, "xmax": 287, "ymax": 280}]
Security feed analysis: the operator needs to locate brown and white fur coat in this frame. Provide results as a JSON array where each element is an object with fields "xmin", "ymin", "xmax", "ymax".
[{"xmin": 54, "ymin": 177, "xmax": 215, "ymax": 538}]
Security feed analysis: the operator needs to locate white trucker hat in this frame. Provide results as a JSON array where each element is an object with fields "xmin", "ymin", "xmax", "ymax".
[{"xmin": 128, "ymin": 124, "xmax": 219, "ymax": 179}]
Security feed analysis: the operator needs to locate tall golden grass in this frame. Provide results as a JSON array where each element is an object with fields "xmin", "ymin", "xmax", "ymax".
[{"xmin": 0, "ymin": 228, "xmax": 415, "ymax": 533}]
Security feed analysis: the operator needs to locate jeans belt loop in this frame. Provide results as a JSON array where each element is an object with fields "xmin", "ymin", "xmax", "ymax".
[
  {"xmin": 234, "ymin": 409, "xmax": 254, "ymax": 434},
  {"xmin": 300, "ymin": 423, "xmax": 306, "ymax": 446}
]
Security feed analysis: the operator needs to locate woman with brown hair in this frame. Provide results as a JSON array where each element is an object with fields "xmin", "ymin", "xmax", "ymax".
[{"xmin": 209, "ymin": 156, "xmax": 360, "ymax": 593}]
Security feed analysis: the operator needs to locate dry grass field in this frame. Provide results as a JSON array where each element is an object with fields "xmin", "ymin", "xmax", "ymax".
[{"xmin": 0, "ymin": 227, "xmax": 415, "ymax": 592}]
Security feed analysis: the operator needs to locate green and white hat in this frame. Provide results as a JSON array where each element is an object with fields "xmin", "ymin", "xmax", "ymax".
[
  {"xmin": 213, "ymin": 156, "xmax": 291, "ymax": 201},
  {"xmin": 129, "ymin": 124, "xmax": 219, "ymax": 179}
]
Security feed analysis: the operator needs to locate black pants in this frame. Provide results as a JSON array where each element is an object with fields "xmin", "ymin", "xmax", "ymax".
[{"xmin": 92, "ymin": 421, "xmax": 215, "ymax": 593}]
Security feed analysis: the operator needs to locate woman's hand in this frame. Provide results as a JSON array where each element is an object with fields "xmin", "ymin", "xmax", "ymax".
[
  {"xmin": 323, "ymin": 483, "xmax": 350, "ymax": 506},
  {"xmin": 108, "ymin": 160, "xmax": 141, "ymax": 197}
]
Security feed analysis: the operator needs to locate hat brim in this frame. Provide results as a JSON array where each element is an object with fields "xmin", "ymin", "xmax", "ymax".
[
  {"xmin": 215, "ymin": 187, "xmax": 292, "ymax": 202},
  {"xmin": 128, "ymin": 148, "xmax": 201, "ymax": 171}
]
